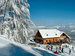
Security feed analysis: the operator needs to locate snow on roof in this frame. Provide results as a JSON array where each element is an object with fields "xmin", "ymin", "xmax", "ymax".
[{"xmin": 38, "ymin": 29, "xmax": 64, "ymax": 38}]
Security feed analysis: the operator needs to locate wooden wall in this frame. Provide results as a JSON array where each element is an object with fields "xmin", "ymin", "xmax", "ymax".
[
  {"xmin": 35, "ymin": 31, "xmax": 42, "ymax": 38},
  {"xmin": 42, "ymin": 35, "xmax": 67, "ymax": 44},
  {"xmin": 35, "ymin": 31, "xmax": 69, "ymax": 44}
]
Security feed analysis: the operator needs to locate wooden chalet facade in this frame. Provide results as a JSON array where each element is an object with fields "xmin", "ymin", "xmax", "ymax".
[{"xmin": 34, "ymin": 29, "xmax": 70, "ymax": 44}]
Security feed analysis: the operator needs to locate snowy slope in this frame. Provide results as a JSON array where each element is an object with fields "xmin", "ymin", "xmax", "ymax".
[
  {"xmin": 0, "ymin": 0, "xmax": 36, "ymax": 44},
  {"xmin": 0, "ymin": 36, "xmax": 38, "ymax": 56},
  {"xmin": 0, "ymin": 36, "xmax": 57, "ymax": 56},
  {"xmin": 0, "ymin": 35, "xmax": 75, "ymax": 56}
]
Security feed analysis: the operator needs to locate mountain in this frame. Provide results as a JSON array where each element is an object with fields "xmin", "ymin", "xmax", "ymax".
[
  {"xmin": 49, "ymin": 24, "xmax": 75, "ymax": 39},
  {"xmin": 0, "ymin": 0, "xmax": 35, "ymax": 44}
]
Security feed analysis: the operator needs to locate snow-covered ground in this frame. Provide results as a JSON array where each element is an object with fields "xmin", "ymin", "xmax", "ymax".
[
  {"xmin": 36, "ymin": 44, "xmax": 75, "ymax": 56},
  {"xmin": 0, "ymin": 35, "xmax": 75, "ymax": 56},
  {"xmin": 0, "ymin": 36, "xmax": 57, "ymax": 56},
  {"xmin": 50, "ymin": 44, "xmax": 75, "ymax": 56}
]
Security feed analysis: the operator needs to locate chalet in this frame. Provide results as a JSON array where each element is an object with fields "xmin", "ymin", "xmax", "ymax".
[{"xmin": 34, "ymin": 29, "xmax": 70, "ymax": 44}]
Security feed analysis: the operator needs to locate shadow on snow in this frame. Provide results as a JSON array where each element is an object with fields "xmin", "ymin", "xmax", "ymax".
[{"xmin": 0, "ymin": 44, "xmax": 35, "ymax": 56}]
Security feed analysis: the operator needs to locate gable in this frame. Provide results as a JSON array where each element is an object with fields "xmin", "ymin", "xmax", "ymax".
[
  {"xmin": 35, "ymin": 31, "xmax": 42, "ymax": 38},
  {"xmin": 61, "ymin": 33, "xmax": 66, "ymax": 36},
  {"xmin": 60, "ymin": 33, "xmax": 70, "ymax": 38}
]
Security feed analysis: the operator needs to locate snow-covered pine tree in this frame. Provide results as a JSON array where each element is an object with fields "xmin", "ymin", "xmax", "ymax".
[{"xmin": 0, "ymin": 0, "xmax": 35, "ymax": 43}]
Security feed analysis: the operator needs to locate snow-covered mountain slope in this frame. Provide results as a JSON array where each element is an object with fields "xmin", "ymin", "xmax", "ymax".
[
  {"xmin": 0, "ymin": 36, "xmax": 57, "ymax": 56},
  {"xmin": 0, "ymin": 36, "xmax": 40, "ymax": 56},
  {"xmin": 0, "ymin": 0, "xmax": 36, "ymax": 43},
  {"xmin": 1, "ymin": 36, "xmax": 75, "ymax": 56}
]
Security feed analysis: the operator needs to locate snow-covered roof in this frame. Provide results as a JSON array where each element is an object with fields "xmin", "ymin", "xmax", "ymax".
[{"xmin": 38, "ymin": 29, "xmax": 64, "ymax": 38}]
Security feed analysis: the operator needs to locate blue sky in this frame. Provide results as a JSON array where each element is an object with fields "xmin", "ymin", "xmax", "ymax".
[{"xmin": 28, "ymin": 0, "xmax": 75, "ymax": 26}]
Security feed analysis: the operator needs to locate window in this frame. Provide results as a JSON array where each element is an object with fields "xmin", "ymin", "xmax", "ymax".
[
  {"xmin": 55, "ymin": 34, "xmax": 57, "ymax": 35},
  {"xmin": 46, "ymin": 40, "xmax": 47, "ymax": 42},
  {"xmin": 46, "ymin": 34, "xmax": 48, "ymax": 36},
  {"xmin": 49, "ymin": 40, "xmax": 51, "ymax": 42},
  {"xmin": 44, "ymin": 40, "xmax": 46, "ymax": 42},
  {"xmin": 55, "ymin": 39, "xmax": 57, "ymax": 42}
]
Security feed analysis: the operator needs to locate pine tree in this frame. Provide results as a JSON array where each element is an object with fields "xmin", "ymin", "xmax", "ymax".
[{"xmin": 0, "ymin": 0, "xmax": 35, "ymax": 43}]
